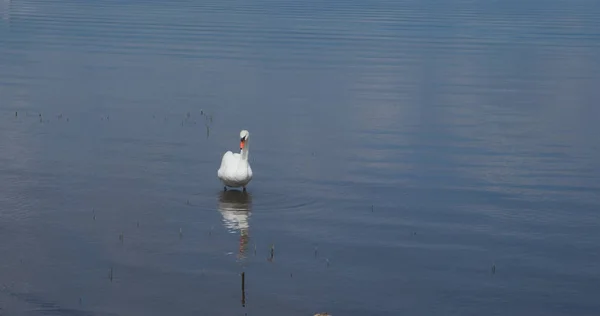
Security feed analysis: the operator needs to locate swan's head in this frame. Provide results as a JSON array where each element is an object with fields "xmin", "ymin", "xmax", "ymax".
[{"xmin": 239, "ymin": 130, "xmax": 249, "ymax": 150}]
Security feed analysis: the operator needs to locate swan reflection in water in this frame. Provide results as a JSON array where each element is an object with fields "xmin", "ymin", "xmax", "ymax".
[{"xmin": 217, "ymin": 190, "xmax": 252, "ymax": 261}]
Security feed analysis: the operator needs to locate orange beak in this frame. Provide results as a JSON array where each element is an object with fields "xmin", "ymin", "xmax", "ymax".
[{"xmin": 240, "ymin": 140, "xmax": 245, "ymax": 150}]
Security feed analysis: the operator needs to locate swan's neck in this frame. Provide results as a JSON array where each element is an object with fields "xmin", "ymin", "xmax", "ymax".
[{"xmin": 241, "ymin": 141, "xmax": 249, "ymax": 161}]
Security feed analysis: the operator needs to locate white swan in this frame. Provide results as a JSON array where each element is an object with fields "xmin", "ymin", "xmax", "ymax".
[{"xmin": 218, "ymin": 129, "xmax": 253, "ymax": 191}]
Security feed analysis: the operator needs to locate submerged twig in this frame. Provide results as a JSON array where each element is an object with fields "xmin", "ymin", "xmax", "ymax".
[
  {"xmin": 241, "ymin": 271, "xmax": 246, "ymax": 307},
  {"xmin": 268, "ymin": 244, "xmax": 275, "ymax": 262}
]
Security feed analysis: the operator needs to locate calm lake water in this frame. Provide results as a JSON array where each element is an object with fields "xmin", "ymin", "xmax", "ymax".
[{"xmin": 1, "ymin": 0, "xmax": 600, "ymax": 315}]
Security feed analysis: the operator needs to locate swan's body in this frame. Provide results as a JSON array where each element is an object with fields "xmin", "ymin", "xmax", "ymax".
[{"xmin": 218, "ymin": 130, "xmax": 253, "ymax": 191}]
